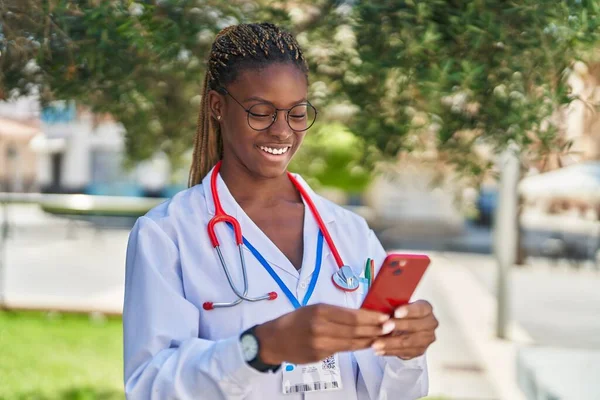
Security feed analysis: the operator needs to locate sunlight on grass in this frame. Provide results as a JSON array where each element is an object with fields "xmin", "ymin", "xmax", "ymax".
[{"xmin": 0, "ymin": 311, "xmax": 124, "ymax": 400}]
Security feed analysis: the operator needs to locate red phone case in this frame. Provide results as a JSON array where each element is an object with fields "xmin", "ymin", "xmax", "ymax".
[{"xmin": 360, "ymin": 254, "xmax": 430, "ymax": 314}]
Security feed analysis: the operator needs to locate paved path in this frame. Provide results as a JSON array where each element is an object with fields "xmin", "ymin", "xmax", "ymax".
[
  {"xmin": 447, "ymin": 252, "xmax": 600, "ymax": 350},
  {"xmin": 1, "ymin": 205, "xmax": 128, "ymax": 313},
  {"xmin": 430, "ymin": 252, "xmax": 600, "ymax": 400},
  {"xmin": 414, "ymin": 263, "xmax": 498, "ymax": 399}
]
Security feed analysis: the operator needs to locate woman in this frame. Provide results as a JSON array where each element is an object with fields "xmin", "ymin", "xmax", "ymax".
[{"xmin": 123, "ymin": 23, "xmax": 438, "ymax": 400}]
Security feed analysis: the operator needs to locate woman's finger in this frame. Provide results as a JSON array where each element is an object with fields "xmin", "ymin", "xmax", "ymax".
[
  {"xmin": 393, "ymin": 300, "xmax": 433, "ymax": 319},
  {"xmin": 371, "ymin": 331, "xmax": 436, "ymax": 355},
  {"xmin": 322, "ymin": 319, "xmax": 396, "ymax": 339},
  {"xmin": 315, "ymin": 304, "xmax": 390, "ymax": 327},
  {"xmin": 389, "ymin": 314, "xmax": 439, "ymax": 333}
]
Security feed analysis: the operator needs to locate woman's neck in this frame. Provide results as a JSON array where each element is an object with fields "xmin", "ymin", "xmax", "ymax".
[{"xmin": 218, "ymin": 159, "xmax": 301, "ymax": 207}]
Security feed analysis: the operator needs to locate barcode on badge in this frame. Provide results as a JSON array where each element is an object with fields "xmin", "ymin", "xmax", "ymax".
[
  {"xmin": 322, "ymin": 355, "xmax": 336, "ymax": 370},
  {"xmin": 284, "ymin": 381, "xmax": 340, "ymax": 394}
]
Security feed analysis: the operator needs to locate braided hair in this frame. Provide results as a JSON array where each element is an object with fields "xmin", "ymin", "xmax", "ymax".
[{"xmin": 188, "ymin": 23, "xmax": 309, "ymax": 187}]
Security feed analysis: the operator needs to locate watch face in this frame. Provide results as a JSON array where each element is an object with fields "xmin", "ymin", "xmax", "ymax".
[{"xmin": 241, "ymin": 333, "xmax": 259, "ymax": 362}]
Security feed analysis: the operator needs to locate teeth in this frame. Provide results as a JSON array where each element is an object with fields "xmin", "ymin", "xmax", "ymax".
[{"xmin": 260, "ymin": 146, "xmax": 290, "ymax": 155}]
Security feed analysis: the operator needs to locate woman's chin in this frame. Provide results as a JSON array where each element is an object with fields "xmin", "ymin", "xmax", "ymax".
[{"xmin": 251, "ymin": 149, "xmax": 293, "ymax": 176}]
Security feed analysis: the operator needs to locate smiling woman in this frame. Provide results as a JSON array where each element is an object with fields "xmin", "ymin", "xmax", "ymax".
[{"xmin": 123, "ymin": 22, "xmax": 437, "ymax": 400}]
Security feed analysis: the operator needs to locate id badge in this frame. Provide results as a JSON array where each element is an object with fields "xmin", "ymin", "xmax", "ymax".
[{"xmin": 281, "ymin": 354, "xmax": 342, "ymax": 395}]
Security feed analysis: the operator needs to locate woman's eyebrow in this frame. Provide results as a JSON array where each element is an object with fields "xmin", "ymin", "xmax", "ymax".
[{"xmin": 243, "ymin": 96, "xmax": 308, "ymax": 105}]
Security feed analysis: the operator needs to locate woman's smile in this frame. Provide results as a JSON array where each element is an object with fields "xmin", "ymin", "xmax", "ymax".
[{"xmin": 257, "ymin": 145, "xmax": 292, "ymax": 162}]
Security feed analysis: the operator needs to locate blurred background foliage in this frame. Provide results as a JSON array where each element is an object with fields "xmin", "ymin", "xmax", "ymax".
[
  {"xmin": 1, "ymin": 0, "xmax": 599, "ymax": 191},
  {"xmin": 289, "ymin": 122, "xmax": 373, "ymax": 193}
]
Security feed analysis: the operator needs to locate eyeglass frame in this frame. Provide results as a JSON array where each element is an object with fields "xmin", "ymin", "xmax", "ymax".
[{"xmin": 218, "ymin": 88, "xmax": 318, "ymax": 132}]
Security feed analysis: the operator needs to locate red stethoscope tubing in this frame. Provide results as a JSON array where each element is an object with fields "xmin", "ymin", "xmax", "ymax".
[
  {"xmin": 207, "ymin": 162, "xmax": 243, "ymax": 247},
  {"xmin": 208, "ymin": 160, "xmax": 345, "ymax": 269},
  {"xmin": 287, "ymin": 172, "xmax": 345, "ymax": 269}
]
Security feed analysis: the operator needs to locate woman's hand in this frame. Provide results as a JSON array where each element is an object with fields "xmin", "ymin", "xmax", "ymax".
[
  {"xmin": 370, "ymin": 300, "xmax": 438, "ymax": 360},
  {"xmin": 255, "ymin": 304, "xmax": 395, "ymax": 365}
]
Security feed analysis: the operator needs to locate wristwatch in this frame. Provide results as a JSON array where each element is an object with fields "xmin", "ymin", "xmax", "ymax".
[{"xmin": 240, "ymin": 325, "xmax": 281, "ymax": 373}]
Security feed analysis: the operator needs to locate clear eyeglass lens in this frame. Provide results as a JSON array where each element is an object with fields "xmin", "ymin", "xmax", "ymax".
[
  {"xmin": 248, "ymin": 104, "xmax": 276, "ymax": 130},
  {"xmin": 288, "ymin": 104, "xmax": 316, "ymax": 132},
  {"xmin": 247, "ymin": 103, "xmax": 316, "ymax": 131}
]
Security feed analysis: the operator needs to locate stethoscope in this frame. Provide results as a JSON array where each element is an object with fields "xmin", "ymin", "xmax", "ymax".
[{"xmin": 202, "ymin": 161, "xmax": 359, "ymax": 311}]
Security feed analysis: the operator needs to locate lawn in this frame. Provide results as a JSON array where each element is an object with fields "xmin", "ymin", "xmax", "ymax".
[{"xmin": 0, "ymin": 311, "xmax": 124, "ymax": 400}]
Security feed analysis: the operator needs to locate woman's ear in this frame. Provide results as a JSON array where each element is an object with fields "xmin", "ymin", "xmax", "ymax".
[{"xmin": 208, "ymin": 89, "xmax": 223, "ymax": 121}]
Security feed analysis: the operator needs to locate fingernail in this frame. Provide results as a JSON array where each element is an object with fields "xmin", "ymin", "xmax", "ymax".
[
  {"xmin": 372, "ymin": 341, "xmax": 385, "ymax": 351},
  {"xmin": 379, "ymin": 314, "xmax": 390, "ymax": 323},
  {"xmin": 394, "ymin": 307, "xmax": 408, "ymax": 319},
  {"xmin": 381, "ymin": 321, "xmax": 395, "ymax": 335}
]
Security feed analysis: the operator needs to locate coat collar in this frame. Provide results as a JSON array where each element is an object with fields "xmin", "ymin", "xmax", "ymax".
[
  {"xmin": 200, "ymin": 165, "xmax": 336, "ymax": 279},
  {"xmin": 201, "ymin": 165, "xmax": 335, "ymax": 224}
]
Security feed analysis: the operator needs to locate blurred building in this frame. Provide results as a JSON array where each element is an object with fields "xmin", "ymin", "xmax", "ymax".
[
  {"xmin": 521, "ymin": 61, "xmax": 600, "ymax": 212},
  {"xmin": 565, "ymin": 61, "xmax": 600, "ymax": 163},
  {"xmin": 0, "ymin": 117, "xmax": 39, "ymax": 192},
  {"xmin": 31, "ymin": 100, "xmax": 131, "ymax": 194},
  {"xmin": 0, "ymin": 97, "xmax": 176, "ymax": 196},
  {"xmin": 363, "ymin": 158, "xmax": 466, "ymax": 248}
]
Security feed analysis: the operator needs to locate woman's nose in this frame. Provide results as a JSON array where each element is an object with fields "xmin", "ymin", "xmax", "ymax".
[{"xmin": 268, "ymin": 111, "xmax": 293, "ymax": 139}]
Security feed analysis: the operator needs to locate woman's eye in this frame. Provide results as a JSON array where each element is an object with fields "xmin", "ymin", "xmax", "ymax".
[
  {"xmin": 290, "ymin": 114, "xmax": 306, "ymax": 119},
  {"xmin": 249, "ymin": 104, "xmax": 275, "ymax": 118},
  {"xmin": 250, "ymin": 113, "xmax": 272, "ymax": 119}
]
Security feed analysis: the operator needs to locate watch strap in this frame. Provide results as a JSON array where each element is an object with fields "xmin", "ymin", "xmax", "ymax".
[{"xmin": 242, "ymin": 325, "xmax": 281, "ymax": 373}]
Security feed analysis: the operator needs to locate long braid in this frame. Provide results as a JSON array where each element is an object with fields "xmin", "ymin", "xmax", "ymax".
[
  {"xmin": 188, "ymin": 23, "xmax": 308, "ymax": 187},
  {"xmin": 188, "ymin": 74, "xmax": 211, "ymax": 188}
]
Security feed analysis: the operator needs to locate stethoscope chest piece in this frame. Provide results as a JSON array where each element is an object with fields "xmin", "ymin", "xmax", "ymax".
[{"xmin": 332, "ymin": 265, "xmax": 360, "ymax": 292}]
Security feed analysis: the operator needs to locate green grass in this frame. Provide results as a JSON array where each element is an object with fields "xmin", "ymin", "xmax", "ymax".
[{"xmin": 0, "ymin": 311, "xmax": 124, "ymax": 400}]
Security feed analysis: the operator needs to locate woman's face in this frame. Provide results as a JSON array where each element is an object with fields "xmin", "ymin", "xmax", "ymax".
[{"xmin": 211, "ymin": 63, "xmax": 310, "ymax": 179}]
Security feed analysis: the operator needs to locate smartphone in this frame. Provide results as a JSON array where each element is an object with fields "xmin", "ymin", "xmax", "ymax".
[{"xmin": 360, "ymin": 253, "xmax": 430, "ymax": 314}]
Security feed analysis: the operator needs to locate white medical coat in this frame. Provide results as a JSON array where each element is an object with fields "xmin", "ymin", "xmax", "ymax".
[{"xmin": 123, "ymin": 167, "xmax": 428, "ymax": 400}]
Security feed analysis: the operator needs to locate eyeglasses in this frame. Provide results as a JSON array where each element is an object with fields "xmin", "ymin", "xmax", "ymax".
[{"xmin": 220, "ymin": 88, "xmax": 317, "ymax": 132}]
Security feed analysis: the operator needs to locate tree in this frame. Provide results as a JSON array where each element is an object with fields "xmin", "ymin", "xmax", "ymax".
[
  {"xmin": 337, "ymin": 1, "xmax": 600, "ymax": 265},
  {"xmin": 2, "ymin": 0, "xmax": 372, "ymax": 190},
  {"xmin": 2, "ymin": 0, "xmax": 599, "ymax": 192},
  {"xmin": 290, "ymin": 122, "xmax": 372, "ymax": 193},
  {"xmin": 339, "ymin": 0, "xmax": 600, "ymax": 179},
  {"xmin": 0, "ymin": 0, "xmax": 292, "ymax": 168}
]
